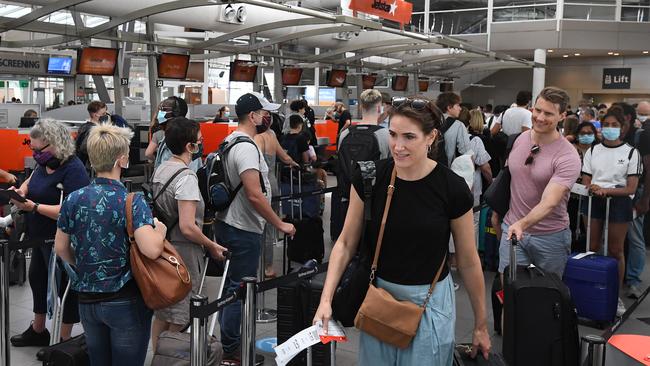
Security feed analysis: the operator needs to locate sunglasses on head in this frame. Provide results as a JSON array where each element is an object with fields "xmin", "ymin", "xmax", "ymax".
[
  {"xmin": 525, "ymin": 144, "xmax": 541, "ymax": 166},
  {"xmin": 392, "ymin": 97, "xmax": 429, "ymax": 110}
]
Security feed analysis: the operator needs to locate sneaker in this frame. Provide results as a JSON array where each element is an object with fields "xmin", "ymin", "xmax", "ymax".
[
  {"xmin": 454, "ymin": 282, "xmax": 460, "ymax": 291},
  {"xmin": 10, "ymin": 324, "xmax": 50, "ymax": 347},
  {"xmin": 627, "ymin": 284, "xmax": 642, "ymax": 299},
  {"xmin": 220, "ymin": 350, "xmax": 264, "ymax": 366},
  {"xmin": 616, "ymin": 298, "xmax": 626, "ymax": 317}
]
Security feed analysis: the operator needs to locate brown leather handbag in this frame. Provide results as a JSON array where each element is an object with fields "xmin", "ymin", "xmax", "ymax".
[
  {"xmin": 126, "ymin": 193, "xmax": 192, "ymax": 310},
  {"xmin": 354, "ymin": 167, "xmax": 447, "ymax": 349}
]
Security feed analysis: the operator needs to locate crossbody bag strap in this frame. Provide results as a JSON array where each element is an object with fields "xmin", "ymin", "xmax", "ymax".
[
  {"xmin": 126, "ymin": 193, "xmax": 135, "ymax": 242},
  {"xmin": 369, "ymin": 166, "xmax": 397, "ymax": 282},
  {"xmin": 421, "ymin": 253, "xmax": 447, "ymax": 308}
]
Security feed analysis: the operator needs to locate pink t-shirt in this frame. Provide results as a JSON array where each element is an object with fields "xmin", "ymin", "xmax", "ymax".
[{"xmin": 504, "ymin": 131, "xmax": 581, "ymax": 234}]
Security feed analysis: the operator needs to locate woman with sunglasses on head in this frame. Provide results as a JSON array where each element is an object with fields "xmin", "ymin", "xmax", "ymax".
[
  {"xmin": 581, "ymin": 107, "xmax": 642, "ymax": 316},
  {"xmin": 9, "ymin": 120, "xmax": 90, "ymax": 348},
  {"xmin": 150, "ymin": 117, "xmax": 228, "ymax": 352},
  {"xmin": 313, "ymin": 98, "xmax": 491, "ymax": 365}
]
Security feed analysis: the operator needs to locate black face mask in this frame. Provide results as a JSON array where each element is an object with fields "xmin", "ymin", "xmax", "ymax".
[
  {"xmin": 255, "ymin": 115, "xmax": 272, "ymax": 134},
  {"xmin": 99, "ymin": 114, "xmax": 110, "ymax": 123}
]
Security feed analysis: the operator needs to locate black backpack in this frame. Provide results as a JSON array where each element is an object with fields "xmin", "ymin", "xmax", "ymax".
[
  {"xmin": 336, "ymin": 125, "xmax": 382, "ymax": 198},
  {"xmin": 436, "ymin": 117, "xmax": 462, "ymax": 167},
  {"xmin": 197, "ymin": 136, "xmax": 264, "ymax": 217}
]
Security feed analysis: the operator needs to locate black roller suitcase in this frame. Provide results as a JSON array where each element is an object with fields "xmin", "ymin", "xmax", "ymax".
[
  {"xmin": 502, "ymin": 238, "xmax": 579, "ymax": 366},
  {"xmin": 277, "ymin": 272, "xmax": 331, "ymax": 366},
  {"xmin": 43, "ymin": 335, "xmax": 89, "ymax": 366}
]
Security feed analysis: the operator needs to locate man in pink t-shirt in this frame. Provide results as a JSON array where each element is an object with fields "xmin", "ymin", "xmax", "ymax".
[{"xmin": 498, "ymin": 87, "xmax": 582, "ymax": 277}]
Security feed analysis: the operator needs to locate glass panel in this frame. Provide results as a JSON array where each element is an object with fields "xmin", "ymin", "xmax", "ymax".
[
  {"xmin": 563, "ymin": 4, "xmax": 616, "ymax": 20},
  {"xmin": 431, "ymin": 9, "xmax": 488, "ymax": 34},
  {"xmin": 564, "ymin": 0, "xmax": 615, "ymax": 3},
  {"xmin": 411, "ymin": 13, "xmax": 427, "ymax": 32},
  {"xmin": 412, "ymin": 0, "xmax": 425, "ymax": 12},
  {"xmin": 493, "ymin": 5, "xmax": 556, "ymax": 21},
  {"xmin": 430, "ymin": 0, "xmax": 487, "ymax": 11},
  {"xmin": 621, "ymin": 6, "xmax": 649, "ymax": 20}
]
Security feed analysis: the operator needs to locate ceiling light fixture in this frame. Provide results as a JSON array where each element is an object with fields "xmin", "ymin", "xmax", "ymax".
[
  {"xmin": 547, "ymin": 49, "xmax": 554, "ymax": 53},
  {"xmin": 614, "ymin": 53, "xmax": 620, "ymax": 56},
  {"xmin": 607, "ymin": 52, "xmax": 614, "ymax": 55},
  {"xmin": 574, "ymin": 53, "xmax": 581, "ymax": 56},
  {"xmin": 644, "ymin": 51, "xmax": 649, "ymax": 54},
  {"xmin": 563, "ymin": 55, "xmax": 569, "ymax": 58}
]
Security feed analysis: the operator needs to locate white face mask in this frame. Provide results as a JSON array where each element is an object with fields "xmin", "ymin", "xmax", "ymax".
[
  {"xmin": 114, "ymin": 156, "xmax": 129, "ymax": 170},
  {"xmin": 379, "ymin": 105, "xmax": 385, "ymax": 114},
  {"xmin": 639, "ymin": 115, "xmax": 648, "ymax": 123}
]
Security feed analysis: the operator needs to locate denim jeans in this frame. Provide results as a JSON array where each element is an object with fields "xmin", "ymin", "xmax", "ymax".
[
  {"xmin": 79, "ymin": 295, "xmax": 152, "ymax": 366},
  {"xmin": 626, "ymin": 185, "xmax": 646, "ymax": 287},
  {"xmin": 214, "ymin": 220, "xmax": 262, "ymax": 354}
]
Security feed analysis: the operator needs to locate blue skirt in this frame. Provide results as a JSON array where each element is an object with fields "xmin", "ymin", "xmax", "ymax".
[{"xmin": 358, "ymin": 274, "xmax": 456, "ymax": 366}]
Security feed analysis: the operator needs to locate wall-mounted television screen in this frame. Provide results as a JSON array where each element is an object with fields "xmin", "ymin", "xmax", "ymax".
[
  {"xmin": 230, "ymin": 60, "xmax": 258, "ymax": 82},
  {"xmin": 327, "ymin": 69, "xmax": 347, "ymax": 87},
  {"xmin": 418, "ymin": 79, "xmax": 429, "ymax": 92},
  {"xmin": 47, "ymin": 57, "xmax": 72, "ymax": 75},
  {"xmin": 282, "ymin": 68, "xmax": 303, "ymax": 86},
  {"xmin": 158, "ymin": 53, "xmax": 190, "ymax": 79},
  {"xmin": 392, "ymin": 75, "xmax": 409, "ymax": 91},
  {"xmin": 362, "ymin": 74, "xmax": 377, "ymax": 89},
  {"xmin": 76, "ymin": 47, "xmax": 119, "ymax": 75}
]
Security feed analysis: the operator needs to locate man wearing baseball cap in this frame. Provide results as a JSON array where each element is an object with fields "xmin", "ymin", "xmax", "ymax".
[{"xmin": 216, "ymin": 92, "xmax": 296, "ymax": 364}]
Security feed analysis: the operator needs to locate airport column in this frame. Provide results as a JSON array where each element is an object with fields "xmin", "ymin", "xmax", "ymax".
[
  {"xmin": 147, "ymin": 19, "xmax": 161, "ymax": 112},
  {"xmin": 355, "ymin": 67, "xmax": 363, "ymax": 119},
  {"xmin": 273, "ymin": 45, "xmax": 283, "ymax": 105},
  {"xmin": 532, "ymin": 48, "xmax": 546, "ymax": 99}
]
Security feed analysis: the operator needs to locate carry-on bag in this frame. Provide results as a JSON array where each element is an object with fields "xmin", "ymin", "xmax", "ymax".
[
  {"xmin": 563, "ymin": 194, "xmax": 619, "ymax": 324},
  {"xmin": 490, "ymin": 273, "xmax": 502, "ymax": 336},
  {"xmin": 152, "ymin": 252, "xmax": 231, "ymax": 365},
  {"xmin": 503, "ymin": 238, "xmax": 579, "ymax": 366},
  {"xmin": 282, "ymin": 167, "xmax": 324, "ymax": 268},
  {"xmin": 43, "ymin": 335, "xmax": 89, "ymax": 366}
]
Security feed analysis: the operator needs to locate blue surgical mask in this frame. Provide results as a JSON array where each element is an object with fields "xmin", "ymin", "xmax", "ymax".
[
  {"xmin": 157, "ymin": 110, "xmax": 168, "ymax": 124},
  {"xmin": 224, "ymin": 111, "xmax": 230, "ymax": 118},
  {"xmin": 602, "ymin": 127, "xmax": 621, "ymax": 141},
  {"xmin": 578, "ymin": 134, "xmax": 595, "ymax": 145}
]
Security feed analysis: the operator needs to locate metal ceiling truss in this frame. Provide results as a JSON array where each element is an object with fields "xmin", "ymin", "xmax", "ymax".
[
  {"xmin": 306, "ymin": 39, "xmax": 427, "ymax": 62},
  {"xmin": 342, "ymin": 43, "xmax": 455, "ymax": 64}
]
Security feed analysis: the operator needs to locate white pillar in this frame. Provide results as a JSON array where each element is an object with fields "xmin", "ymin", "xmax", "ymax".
[{"xmin": 532, "ymin": 48, "xmax": 546, "ymax": 100}]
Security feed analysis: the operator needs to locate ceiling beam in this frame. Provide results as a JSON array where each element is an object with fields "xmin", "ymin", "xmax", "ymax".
[
  {"xmin": 194, "ymin": 18, "xmax": 333, "ymax": 50},
  {"xmin": 305, "ymin": 39, "xmax": 425, "ymax": 62},
  {"xmin": 343, "ymin": 43, "xmax": 449, "ymax": 64},
  {"xmin": 244, "ymin": 24, "xmax": 359, "ymax": 52}
]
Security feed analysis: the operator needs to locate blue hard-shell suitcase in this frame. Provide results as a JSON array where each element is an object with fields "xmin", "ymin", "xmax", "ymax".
[{"xmin": 563, "ymin": 195, "xmax": 619, "ymax": 323}]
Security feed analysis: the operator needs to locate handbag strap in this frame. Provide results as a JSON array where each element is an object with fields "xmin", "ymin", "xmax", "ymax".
[
  {"xmin": 126, "ymin": 193, "xmax": 136, "ymax": 243},
  {"xmin": 368, "ymin": 166, "xmax": 448, "ymax": 309}
]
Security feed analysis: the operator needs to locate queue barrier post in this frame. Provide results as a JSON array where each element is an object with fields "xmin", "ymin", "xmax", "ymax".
[
  {"xmin": 241, "ymin": 277, "xmax": 257, "ymax": 366},
  {"xmin": 580, "ymin": 335, "xmax": 606, "ymax": 366},
  {"xmin": 330, "ymin": 341, "xmax": 336, "ymax": 366},
  {"xmin": 0, "ymin": 240, "xmax": 10, "ymax": 366},
  {"xmin": 190, "ymin": 295, "xmax": 208, "ymax": 366}
]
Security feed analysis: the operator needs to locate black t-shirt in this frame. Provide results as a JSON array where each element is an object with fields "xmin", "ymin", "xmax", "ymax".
[
  {"xmin": 281, "ymin": 133, "xmax": 309, "ymax": 163},
  {"xmin": 638, "ymin": 125, "xmax": 650, "ymax": 181},
  {"xmin": 337, "ymin": 110, "xmax": 352, "ymax": 133},
  {"xmin": 352, "ymin": 159, "xmax": 473, "ymax": 285}
]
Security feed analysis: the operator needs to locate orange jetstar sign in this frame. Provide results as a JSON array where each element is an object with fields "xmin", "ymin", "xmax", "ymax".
[{"xmin": 348, "ymin": 0, "xmax": 413, "ymax": 25}]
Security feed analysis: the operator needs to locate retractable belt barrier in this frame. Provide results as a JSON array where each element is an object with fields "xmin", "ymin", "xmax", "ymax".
[
  {"xmin": 580, "ymin": 284, "xmax": 650, "ymax": 366},
  {"xmin": 271, "ymin": 186, "xmax": 337, "ymax": 203},
  {"xmin": 0, "ymin": 238, "xmax": 56, "ymax": 366},
  {"xmin": 189, "ymin": 261, "xmax": 329, "ymax": 366}
]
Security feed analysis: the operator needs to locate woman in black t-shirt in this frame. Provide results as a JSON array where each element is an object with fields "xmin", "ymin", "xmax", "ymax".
[{"xmin": 314, "ymin": 98, "xmax": 491, "ymax": 365}]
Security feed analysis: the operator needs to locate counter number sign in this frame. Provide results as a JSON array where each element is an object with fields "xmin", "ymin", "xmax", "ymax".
[
  {"xmin": 120, "ymin": 78, "xmax": 129, "ymax": 86},
  {"xmin": 156, "ymin": 80, "xmax": 164, "ymax": 87}
]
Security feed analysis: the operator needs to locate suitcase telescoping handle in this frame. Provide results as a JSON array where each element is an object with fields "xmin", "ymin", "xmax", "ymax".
[
  {"xmin": 509, "ymin": 237, "xmax": 518, "ymax": 283},
  {"xmin": 585, "ymin": 194, "xmax": 612, "ymax": 255}
]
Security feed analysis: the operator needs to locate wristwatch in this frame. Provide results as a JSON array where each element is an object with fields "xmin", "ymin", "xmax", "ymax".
[{"xmin": 32, "ymin": 202, "xmax": 40, "ymax": 213}]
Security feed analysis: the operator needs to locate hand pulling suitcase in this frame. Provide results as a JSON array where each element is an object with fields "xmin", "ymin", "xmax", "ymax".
[
  {"xmin": 453, "ymin": 343, "xmax": 506, "ymax": 366},
  {"xmin": 563, "ymin": 195, "xmax": 619, "ymax": 324},
  {"xmin": 152, "ymin": 253, "xmax": 231, "ymax": 365},
  {"xmin": 503, "ymin": 238, "xmax": 579, "ymax": 366},
  {"xmin": 283, "ymin": 168, "xmax": 324, "ymax": 268}
]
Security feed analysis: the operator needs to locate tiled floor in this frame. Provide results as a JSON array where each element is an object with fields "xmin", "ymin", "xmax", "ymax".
[{"xmin": 5, "ymin": 183, "xmax": 650, "ymax": 365}]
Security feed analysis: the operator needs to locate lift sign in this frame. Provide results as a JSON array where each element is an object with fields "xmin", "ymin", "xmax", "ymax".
[{"xmin": 602, "ymin": 68, "xmax": 631, "ymax": 90}]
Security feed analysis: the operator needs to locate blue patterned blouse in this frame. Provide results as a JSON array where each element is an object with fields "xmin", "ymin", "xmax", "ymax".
[{"xmin": 58, "ymin": 177, "xmax": 153, "ymax": 293}]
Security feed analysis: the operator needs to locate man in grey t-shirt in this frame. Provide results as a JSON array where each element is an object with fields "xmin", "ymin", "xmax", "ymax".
[{"xmin": 216, "ymin": 92, "xmax": 296, "ymax": 363}]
